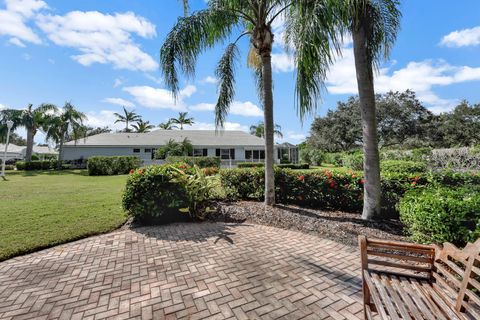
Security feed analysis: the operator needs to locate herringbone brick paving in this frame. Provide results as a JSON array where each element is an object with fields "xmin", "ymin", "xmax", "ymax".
[{"xmin": 0, "ymin": 223, "xmax": 364, "ymax": 319}]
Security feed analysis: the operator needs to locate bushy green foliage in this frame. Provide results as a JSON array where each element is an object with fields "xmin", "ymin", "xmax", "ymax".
[
  {"xmin": 87, "ymin": 156, "xmax": 141, "ymax": 176},
  {"xmin": 4, "ymin": 165, "xmax": 15, "ymax": 170},
  {"xmin": 15, "ymin": 160, "xmax": 52, "ymax": 170},
  {"xmin": 155, "ymin": 138, "xmax": 193, "ymax": 159},
  {"xmin": 122, "ymin": 164, "xmax": 219, "ymax": 223},
  {"xmin": 381, "ymin": 160, "xmax": 426, "ymax": 174},
  {"xmin": 399, "ymin": 186, "xmax": 480, "ymax": 245},
  {"xmin": 341, "ymin": 152, "xmax": 364, "ymax": 170},
  {"xmin": 299, "ymin": 148, "xmax": 325, "ymax": 165},
  {"xmin": 165, "ymin": 156, "xmax": 220, "ymax": 168},
  {"xmin": 324, "ymin": 152, "xmax": 344, "ymax": 166},
  {"xmin": 221, "ymin": 168, "xmax": 364, "ymax": 211},
  {"xmin": 276, "ymin": 163, "xmax": 310, "ymax": 170},
  {"xmin": 380, "ymin": 148, "xmax": 432, "ymax": 162},
  {"xmin": 237, "ymin": 162, "xmax": 264, "ymax": 168}
]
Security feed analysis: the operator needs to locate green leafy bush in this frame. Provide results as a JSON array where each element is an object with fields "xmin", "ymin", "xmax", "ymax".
[
  {"xmin": 165, "ymin": 156, "xmax": 220, "ymax": 168},
  {"xmin": 122, "ymin": 164, "xmax": 219, "ymax": 223},
  {"xmin": 381, "ymin": 160, "xmax": 426, "ymax": 174},
  {"xmin": 31, "ymin": 154, "xmax": 39, "ymax": 161},
  {"xmin": 221, "ymin": 168, "xmax": 363, "ymax": 211},
  {"xmin": 399, "ymin": 186, "xmax": 480, "ymax": 245},
  {"xmin": 4, "ymin": 165, "xmax": 15, "ymax": 170},
  {"xmin": 237, "ymin": 162, "xmax": 264, "ymax": 168},
  {"xmin": 15, "ymin": 160, "xmax": 52, "ymax": 170},
  {"xmin": 324, "ymin": 152, "xmax": 344, "ymax": 166},
  {"xmin": 155, "ymin": 138, "xmax": 193, "ymax": 159},
  {"xmin": 276, "ymin": 163, "xmax": 310, "ymax": 169},
  {"xmin": 299, "ymin": 148, "xmax": 325, "ymax": 165},
  {"xmin": 87, "ymin": 156, "xmax": 141, "ymax": 176},
  {"xmin": 341, "ymin": 152, "xmax": 364, "ymax": 170}
]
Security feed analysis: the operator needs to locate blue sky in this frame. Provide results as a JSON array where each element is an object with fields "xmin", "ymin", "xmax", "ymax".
[{"xmin": 1, "ymin": 0, "xmax": 480, "ymax": 144}]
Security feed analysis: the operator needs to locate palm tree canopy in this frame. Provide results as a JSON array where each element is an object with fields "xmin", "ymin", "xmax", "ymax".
[
  {"xmin": 161, "ymin": 0, "xmax": 342, "ymax": 125},
  {"xmin": 132, "ymin": 120, "xmax": 155, "ymax": 133},
  {"xmin": 169, "ymin": 112, "xmax": 194, "ymax": 129},
  {"xmin": 158, "ymin": 120, "xmax": 177, "ymax": 130},
  {"xmin": 45, "ymin": 102, "xmax": 87, "ymax": 145},
  {"xmin": 113, "ymin": 106, "xmax": 141, "ymax": 130},
  {"xmin": 250, "ymin": 121, "xmax": 283, "ymax": 138}
]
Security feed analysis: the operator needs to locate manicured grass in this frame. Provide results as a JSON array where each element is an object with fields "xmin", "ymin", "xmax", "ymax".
[{"xmin": 0, "ymin": 170, "xmax": 128, "ymax": 261}]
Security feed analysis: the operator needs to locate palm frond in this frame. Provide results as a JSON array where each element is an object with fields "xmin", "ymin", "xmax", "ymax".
[
  {"xmin": 214, "ymin": 42, "xmax": 239, "ymax": 128},
  {"xmin": 160, "ymin": 8, "xmax": 238, "ymax": 98}
]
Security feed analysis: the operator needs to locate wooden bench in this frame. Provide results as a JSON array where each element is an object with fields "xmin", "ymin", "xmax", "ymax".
[{"xmin": 359, "ymin": 236, "xmax": 480, "ymax": 320}]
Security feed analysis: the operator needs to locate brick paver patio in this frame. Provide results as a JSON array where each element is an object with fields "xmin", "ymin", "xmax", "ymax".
[{"xmin": 0, "ymin": 223, "xmax": 364, "ymax": 319}]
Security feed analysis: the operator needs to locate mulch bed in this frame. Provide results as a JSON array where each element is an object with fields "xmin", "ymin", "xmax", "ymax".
[{"xmin": 210, "ymin": 201, "xmax": 408, "ymax": 247}]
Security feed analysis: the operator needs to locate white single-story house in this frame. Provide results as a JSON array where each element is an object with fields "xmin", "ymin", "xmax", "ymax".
[
  {"xmin": 63, "ymin": 130, "xmax": 297, "ymax": 166},
  {"xmin": 0, "ymin": 143, "xmax": 58, "ymax": 162}
]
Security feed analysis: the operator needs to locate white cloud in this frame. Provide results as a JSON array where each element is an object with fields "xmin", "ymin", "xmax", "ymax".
[
  {"xmin": 123, "ymin": 86, "xmax": 183, "ymax": 110},
  {"xmin": 325, "ymin": 46, "xmax": 480, "ymax": 113},
  {"xmin": 47, "ymin": 58, "xmax": 54, "ymax": 64},
  {"xmin": 287, "ymin": 132, "xmax": 306, "ymax": 141},
  {"xmin": 199, "ymin": 76, "xmax": 218, "ymax": 84},
  {"xmin": 102, "ymin": 97, "xmax": 134, "ymax": 108},
  {"xmin": 189, "ymin": 100, "xmax": 262, "ymax": 117},
  {"xmin": 271, "ymin": 52, "xmax": 295, "ymax": 73},
  {"xmin": 441, "ymin": 26, "xmax": 480, "ymax": 47},
  {"xmin": 0, "ymin": 103, "xmax": 8, "ymax": 110},
  {"xmin": 179, "ymin": 85, "xmax": 197, "ymax": 98},
  {"xmin": 85, "ymin": 110, "xmax": 124, "ymax": 130},
  {"xmin": 0, "ymin": 0, "xmax": 46, "ymax": 45},
  {"xmin": 190, "ymin": 121, "xmax": 248, "ymax": 131},
  {"xmin": 36, "ymin": 11, "xmax": 158, "ymax": 71},
  {"xmin": 113, "ymin": 78, "xmax": 124, "ymax": 88},
  {"xmin": 8, "ymin": 37, "xmax": 26, "ymax": 47},
  {"xmin": 190, "ymin": 102, "xmax": 214, "ymax": 111}
]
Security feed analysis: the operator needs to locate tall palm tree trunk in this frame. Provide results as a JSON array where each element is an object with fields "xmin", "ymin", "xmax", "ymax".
[
  {"xmin": 353, "ymin": 22, "xmax": 382, "ymax": 220},
  {"xmin": 57, "ymin": 129, "xmax": 66, "ymax": 170},
  {"xmin": 25, "ymin": 127, "xmax": 34, "ymax": 162},
  {"xmin": 261, "ymin": 52, "xmax": 275, "ymax": 206}
]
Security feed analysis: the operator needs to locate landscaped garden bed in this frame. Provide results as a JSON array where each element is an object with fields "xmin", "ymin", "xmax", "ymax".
[{"xmin": 211, "ymin": 201, "xmax": 407, "ymax": 246}]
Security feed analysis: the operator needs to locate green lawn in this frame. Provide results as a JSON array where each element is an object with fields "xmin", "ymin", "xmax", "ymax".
[{"xmin": 0, "ymin": 170, "xmax": 128, "ymax": 261}]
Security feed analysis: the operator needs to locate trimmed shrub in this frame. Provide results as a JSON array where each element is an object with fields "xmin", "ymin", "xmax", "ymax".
[
  {"xmin": 237, "ymin": 162, "xmax": 264, "ymax": 168},
  {"xmin": 15, "ymin": 160, "xmax": 52, "ymax": 171},
  {"xmin": 4, "ymin": 165, "xmax": 15, "ymax": 170},
  {"xmin": 221, "ymin": 168, "xmax": 364, "ymax": 211},
  {"xmin": 341, "ymin": 152, "xmax": 364, "ymax": 170},
  {"xmin": 276, "ymin": 163, "xmax": 310, "ymax": 170},
  {"xmin": 87, "ymin": 156, "xmax": 141, "ymax": 176},
  {"xmin": 381, "ymin": 160, "xmax": 427, "ymax": 174},
  {"xmin": 122, "ymin": 164, "xmax": 219, "ymax": 223},
  {"xmin": 324, "ymin": 152, "xmax": 344, "ymax": 166},
  {"xmin": 165, "ymin": 156, "xmax": 220, "ymax": 168},
  {"xmin": 299, "ymin": 148, "xmax": 325, "ymax": 166},
  {"xmin": 399, "ymin": 186, "xmax": 480, "ymax": 245}
]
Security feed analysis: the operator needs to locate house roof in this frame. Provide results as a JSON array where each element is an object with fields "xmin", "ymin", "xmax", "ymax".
[
  {"xmin": 0, "ymin": 143, "xmax": 24, "ymax": 154},
  {"xmin": 64, "ymin": 130, "xmax": 266, "ymax": 147},
  {"xmin": 0, "ymin": 143, "xmax": 58, "ymax": 155}
]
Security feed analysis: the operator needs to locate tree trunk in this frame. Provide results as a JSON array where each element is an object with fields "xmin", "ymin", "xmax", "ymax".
[
  {"xmin": 352, "ymin": 22, "xmax": 382, "ymax": 220},
  {"xmin": 25, "ymin": 127, "xmax": 34, "ymax": 162},
  {"xmin": 261, "ymin": 52, "xmax": 275, "ymax": 206},
  {"xmin": 57, "ymin": 130, "xmax": 65, "ymax": 170}
]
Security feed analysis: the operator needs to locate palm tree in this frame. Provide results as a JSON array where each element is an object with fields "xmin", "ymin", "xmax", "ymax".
[
  {"xmin": 340, "ymin": 0, "xmax": 401, "ymax": 220},
  {"xmin": 169, "ymin": 112, "xmax": 194, "ymax": 130},
  {"xmin": 0, "ymin": 104, "xmax": 57, "ymax": 161},
  {"xmin": 161, "ymin": 1, "xmax": 339, "ymax": 205},
  {"xmin": 132, "ymin": 120, "xmax": 155, "ymax": 133},
  {"xmin": 158, "ymin": 120, "xmax": 177, "ymax": 130},
  {"xmin": 250, "ymin": 122, "xmax": 283, "ymax": 139},
  {"xmin": 114, "ymin": 106, "xmax": 141, "ymax": 132},
  {"xmin": 45, "ymin": 103, "xmax": 86, "ymax": 169}
]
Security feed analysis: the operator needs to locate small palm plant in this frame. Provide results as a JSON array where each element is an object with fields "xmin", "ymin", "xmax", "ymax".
[
  {"xmin": 114, "ymin": 106, "xmax": 141, "ymax": 132},
  {"xmin": 169, "ymin": 112, "xmax": 194, "ymax": 130}
]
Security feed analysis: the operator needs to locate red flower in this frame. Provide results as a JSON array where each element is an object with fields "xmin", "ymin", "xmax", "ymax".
[
  {"xmin": 298, "ymin": 175, "xmax": 305, "ymax": 181},
  {"xmin": 328, "ymin": 179, "xmax": 336, "ymax": 188},
  {"xmin": 138, "ymin": 169, "xmax": 143, "ymax": 175},
  {"xmin": 129, "ymin": 169, "xmax": 135, "ymax": 175},
  {"xmin": 359, "ymin": 179, "xmax": 365, "ymax": 184},
  {"xmin": 414, "ymin": 176, "xmax": 420, "ymax": 181},
  {"xmin": 411, "ymin": 181, "xmax": 417, "ymax": 186},
  {"xmin": 351, "ymin": 174, "xmax": 357, "ymax": 179},
  {"xmin": 324, "ymin": 170, "xmax": 332, "ymax": 178}
]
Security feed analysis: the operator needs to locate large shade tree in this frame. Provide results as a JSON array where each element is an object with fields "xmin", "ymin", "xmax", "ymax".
[
  {"xmin": 341, "ymin": 0, "xmax": 401, "ymax": 219},
  {"xmin": 45, "ymin": 103, "xmax": 86, "ymax": 169},
  {"xmin": 161, "ymin": 0, "xmax": 340, "ymax": 205}
]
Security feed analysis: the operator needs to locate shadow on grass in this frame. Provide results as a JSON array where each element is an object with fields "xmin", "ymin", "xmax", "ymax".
[{"xmin": 6, "ymin": 169, "xmax": 90, "ymax": 177}]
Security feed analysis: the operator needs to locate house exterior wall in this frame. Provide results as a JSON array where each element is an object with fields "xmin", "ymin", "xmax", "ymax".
[{"xmin": 63, "ymin": 145, "xmax": 279, "ymax": 165}]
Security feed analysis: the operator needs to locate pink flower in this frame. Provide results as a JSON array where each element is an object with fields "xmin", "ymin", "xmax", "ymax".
[{"xmin": 298, "ymin": 175, "xmax": 305, "ymax": 181}]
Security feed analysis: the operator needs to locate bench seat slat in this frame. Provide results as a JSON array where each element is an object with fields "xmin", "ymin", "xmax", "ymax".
[
  {"xmin": 379, "ymin": 274, "xmax": 413, "ymax": 320},
  {"xmin": 370, "ymin": 272, "xmax": 401, "ymax": 320},
  {"xmin": 368, "ymin": 258, "xmax": 432, "ymax": 273},
  {"xmin": 366, "ymin": 250, "xmax": 433, "ymax": 264},
  {"xmin": 364, "ymin": 270, "xmax": 389, "ymax": 319}
]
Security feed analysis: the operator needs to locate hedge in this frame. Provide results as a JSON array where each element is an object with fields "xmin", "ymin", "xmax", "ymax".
[
  {"xmin": 237, "ymin": 163, "xmax": 310, "ymax": 169},
  {"xmin": 122, "ymin": 164, "xmax": 220, "ymax": 223},
  {"xmin": 16, "ymin": 160, "xmax": 53, "ymax": 171},
  {"xmin": 237, "ymin": 162, "xmax": 264, "ymax": 168},
  {"xmin": 165, "ymin": 156, "xmax": 220, "ymax": 168},
  {"xmin": 399, "ymin": 186, "xmax": 480, "ymax": 245},
  {"xmin": 381, "ymin": 160, "xmax": 427, "ymax": 174},
  {"xmin": 87, "ymin": 156, "xmax": 141, "ymax": 176}
]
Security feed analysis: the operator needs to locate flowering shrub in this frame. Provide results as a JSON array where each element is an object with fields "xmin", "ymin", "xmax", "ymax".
[
  {"xmin": 88, "ymin": 156, "xmax": 141, "ymax": 176},
  {"xmin": 122, "ymin": 164, "xmax": 219, "ymax": 223},
  {"xmin": 399, "ymin": 186, "xmax": 480, "ymax": 245}
]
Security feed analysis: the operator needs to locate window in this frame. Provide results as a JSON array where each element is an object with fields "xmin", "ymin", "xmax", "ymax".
[
  {"xmin": 151, "ymin": 148, "xmax": 157, "ymax": 159},
  {"xmin": 193, "ymin": 149, "xmax": 207, "ymax": 157},
  {"xmin": 245, "ymin": 149, "xmax": 265, "ymax": 161},
  {"xmin": 245, "ymin": 150, "xmax": 252, "ymax": 159},
  {"xmin": 145, "ymin": 148, "xmax": 151, "ymax": 153},
  {"xmin": 133, "ymin": 148, "xmax": 140, "ymax": 153},
  {"xmin": 220, "ymin": 149, "xmax": 231, "ymax": 160}
]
